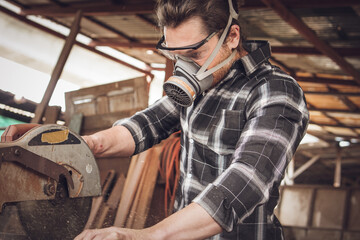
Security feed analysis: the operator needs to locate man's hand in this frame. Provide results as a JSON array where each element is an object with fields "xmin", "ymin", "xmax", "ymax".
[
  {"xmin": 74, "ymin": 203, "xmax": 222, "ymax": 240},
  {"xmin": 74, "ymin": 227, "xmax": 152, "ymax": 240}
]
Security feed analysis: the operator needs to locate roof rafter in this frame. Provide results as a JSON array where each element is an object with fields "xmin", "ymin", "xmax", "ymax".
[
  {"xmin": 0, "ymin": 5, "xmax": 154, "ymax": 78},
  {"xmin": 261, "ymin": 0, "xmax": 360, "ymax": 86},
  {"xmin": 20, "ymin": 1, "xmax": 155, "ymax": 16},
  {"xmin": 304, "ymin": 91, "xmax": 360, "ymax": 97},
  {"xmin": 308, "ymin": 107, "xmax": 360, "ymax": 115},
  {"xmin": 309, "ymin": 121, "xmax": 360, "ymax": 130},
  {"xmin": 241, "ymin": 0, "xmax": 360, "ymax": 10},
  {"xmin": 89, "ymin": 40, "xmax": 360, "ymax": 57},
  {"xmin": 16, "ymin": 0, "xmax": 360, "ymax": 17},
  {"xmin": 271, "ymin": 46, "xmax": 360, "ymax": 57},
  {"xmin": 296, "ymin": 76, "xmax": 357, "ymax": 86},
  {"xmin": 308, "ymin": 103, "xmax": 360, "ymax": 137}
]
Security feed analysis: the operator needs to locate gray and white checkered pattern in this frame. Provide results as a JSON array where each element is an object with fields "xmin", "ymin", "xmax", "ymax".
[{"xmin": 117, "ymin": 40, "xmax": 309, "ymax": 240}]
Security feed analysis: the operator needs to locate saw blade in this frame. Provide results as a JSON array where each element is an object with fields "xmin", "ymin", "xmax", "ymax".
[{"xmin": 17, "ymin": 179, "xmax": 92, "ymax": 240}]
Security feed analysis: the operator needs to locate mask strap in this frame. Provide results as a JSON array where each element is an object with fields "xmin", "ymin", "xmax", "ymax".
[
  {"xmin": 196, "ymin": 50, "xmax": 236, "ymax": 80},
  {"xmin": 196, "ymin": 0, "xmax": 239, "ymax": 80}
]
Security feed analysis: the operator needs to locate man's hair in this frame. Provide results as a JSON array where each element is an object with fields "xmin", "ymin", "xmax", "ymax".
[{"xmin": 156, "ymin": 0, "xmax": 246, "ymax": 49}]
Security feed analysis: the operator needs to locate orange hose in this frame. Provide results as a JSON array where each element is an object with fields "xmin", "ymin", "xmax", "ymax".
[{"xmin": 159, "ymin": 133, "xmax": 181, "ymax": 217}]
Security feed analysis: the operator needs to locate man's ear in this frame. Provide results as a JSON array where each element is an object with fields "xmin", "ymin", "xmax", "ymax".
[{"xmin": 226, "ymin": 25, "xmax": 240, "ymax": 49}]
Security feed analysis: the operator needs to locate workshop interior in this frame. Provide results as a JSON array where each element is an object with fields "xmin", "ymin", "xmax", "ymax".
[{"xmin": 0, "ymin": 0, "xmax": 360, "ymax": 239}]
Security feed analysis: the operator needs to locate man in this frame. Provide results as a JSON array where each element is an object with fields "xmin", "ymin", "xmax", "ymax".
[{"xmin": 75, "ymin": 0, "xmax": 309, "ymax": 239}]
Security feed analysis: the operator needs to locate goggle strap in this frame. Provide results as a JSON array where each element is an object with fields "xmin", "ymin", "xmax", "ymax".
[
  {"xmin": 195, "ymin": 50, "xmax": 236, "ymax": 80},
  {"xmin": 229, "ymin": 0, "xmax": 239, "ymax": 19},
  {"xmin": 197, "ymin": 15, "xmax": 232, "ymax": 75},
  {"xmin": 197, "ymin": 0, "xmax": 239, "ymax": 76}
]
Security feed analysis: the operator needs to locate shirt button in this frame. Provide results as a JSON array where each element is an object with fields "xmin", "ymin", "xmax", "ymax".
[
  {"xmin": 189, "ymin": 139, "xmax": 194, "ymax": 144},
  {"xmin": 187, "ymin": 173, "xmax": 192, "ymax": 178}
]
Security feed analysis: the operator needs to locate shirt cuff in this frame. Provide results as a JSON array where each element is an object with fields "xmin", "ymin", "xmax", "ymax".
[{"xmin": 193, "ymin": 183, "xmax": 235, "ymax": 232}]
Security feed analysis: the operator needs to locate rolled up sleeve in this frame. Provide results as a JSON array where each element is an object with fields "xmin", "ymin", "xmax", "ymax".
[
  {"xmin": 193, "ymin": 78, "xmax": 309, "ymax": 232},
  {"xmin": 114, "ymin": 96, "xmax": 181, "ymax": 155}
]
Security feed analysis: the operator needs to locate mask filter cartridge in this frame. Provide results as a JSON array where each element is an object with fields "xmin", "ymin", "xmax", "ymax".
[{"xmin": 163, "ymin": 59, "xmax": 213, "ymax": 107}]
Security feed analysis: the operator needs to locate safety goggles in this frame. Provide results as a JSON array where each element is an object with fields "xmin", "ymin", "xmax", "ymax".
[{"xmin": 156, "ymin": 32, "xmax": 218, "ymax": 60}]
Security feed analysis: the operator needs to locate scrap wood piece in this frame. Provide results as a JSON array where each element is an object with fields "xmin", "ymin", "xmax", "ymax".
[
  {"xmin": 84, "ymin": 170, "xmax": 116, "ymax": 229},
  {"xmin": 95, "ymin": 173, "xmax": 126, "ymax": 228},
  {"xmin": 113, "ymin": 151, "xmax": 148, "ymax": 227},
  {"xmin": 125, "ymin": 149, "xmax": 152, "ymax": 228},
  {"xmin": 132, "ymin": 145, "xmax": 162, "ymax": 229}
]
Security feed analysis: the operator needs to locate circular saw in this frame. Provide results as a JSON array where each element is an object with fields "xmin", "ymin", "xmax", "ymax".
[{"xmin": 0, "ymin": 124, "xmax": 101, "ymax": 240}]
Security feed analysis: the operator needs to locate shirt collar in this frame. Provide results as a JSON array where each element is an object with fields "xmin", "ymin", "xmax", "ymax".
[{"xmin": 235, "ymin": 40, "xmax": 271, "ymax": 76}]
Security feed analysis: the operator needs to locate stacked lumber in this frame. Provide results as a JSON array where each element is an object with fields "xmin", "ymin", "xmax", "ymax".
[{"xmin": 84, "ymin": 144, "xmax": 162, "ymax": 229}]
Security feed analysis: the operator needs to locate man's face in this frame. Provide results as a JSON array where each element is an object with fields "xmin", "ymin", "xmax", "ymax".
[{"xmin": 164, "ymin": 16, "xmax": 238, "ymax": 85}]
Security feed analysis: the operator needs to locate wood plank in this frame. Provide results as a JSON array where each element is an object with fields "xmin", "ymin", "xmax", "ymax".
[
  {"xmin": 113, "ymin": 152, "xmax": 147, "ymax": 227},
  {"xmin": 79, "ymin": 110, "xmax": 140, "ymax": 135},
  {"xmin": 291, "ymin": 155, "xmax": 321, "ymax": 180},
  {"xmin": 68, "ymin": 113, "xmax": 83, "ymax": 134},
  {"xmin": 31, "ymin": 10, "xmax": 82, "ymax": 123},
  {"xmin": 125, "ymin": 151, "xmax": 151, "ymax": 228},
  {"xmin": 84, "ymin": 170, "xmax": 116, "ymax": 229},
  {"xmin": 132, "ymin": 146, "xmax": 162, "ymax": 229},
  {"xmin": 43, "ymin": 106, "xmax": 61, "ymax": 124},
  {"xmin": 95, "ymin": 174, "xmax": 126, "ymax": 228}
]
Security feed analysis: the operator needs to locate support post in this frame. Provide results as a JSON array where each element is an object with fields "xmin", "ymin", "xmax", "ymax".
[
  {"xmin": 290, "ymin": 155, "xmax": 321, "ymax": 180},
  {"xmin": 334, "ymin": 146, "xmax": 342, "ymax": 188},
  {"xmin": 286, "ymin": 157, "xmax": 295, "ymax": 185},
  {"xmin": 31, "ymin": 10, "xmax": 83, "ymax": 123}
]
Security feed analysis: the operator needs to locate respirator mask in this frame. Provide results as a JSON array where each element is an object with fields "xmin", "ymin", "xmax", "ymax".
[{"xmin": 156, "ymin": 0, "xmax": 239, "ymax": 107}]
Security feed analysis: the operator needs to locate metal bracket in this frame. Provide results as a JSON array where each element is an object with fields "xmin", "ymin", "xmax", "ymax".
[{"xmin": 0, "ymin": 146, "xmax": 74, "ymax": 189}]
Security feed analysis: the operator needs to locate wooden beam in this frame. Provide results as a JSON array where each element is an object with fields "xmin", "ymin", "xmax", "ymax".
[
  {"xmin": 241, "ymin": 0, "xmax": 360, "ymax": 10},
  {"xmin": 272, "ymin": 46, "xmax": 360, "ymax": 57},
  {"xmin": 269, "ymin": 56, "xmax": 296, "ymax": 76},
  {"xmin": 20, "ymin": 2, "xmax": 155, "ymax": 16},
  {"xmin": 308, "ymin": 107, "xmax": 360, "ymax": 115},
  {"xmin": 0, "ymin": 5, "xmax": 153, "ymax": 78},
  {"xmin": 333, "ymin": 147, "xmax": 342, "ymax": 187},
  {"xmin": 304, "ymin": 91, "xmax": 360, "ymax": 97},
  {"xmin": 261, "ymin": 0, "xmax": 360, "ymax": 86},
  {"xmin": 84, "ymin": 16, "xmax": 137, "ymax": 42},
  {"xmin": 88, "ymin": 41, "xmax": 360, "ymax": 58},
  {"xmin": 311, "ymin": 100, "xmax": 360, "ymax": 137},
  {"xmin": 135, "ymin": 14, "xmax": 158, "ymax": 29},
  {"xmin": 296, "ymin": 76, "xmax": 358, "ymax": 86},
  {"xmin": 89, "ymin": 39, "xmax": 157, "ymax": 49},
  {"xmin": 306, "ymin": 130, "xmax": 360, "ymax": 142},
  {"xmin": 290, "ymin": 155, "xmax": 321, "ymax": 180},
  {"xmin": 31, "ymin": 10, "xmax": 83, "ymax": 123},
  {"xmin": 14, "ymin": 0, "xmax": 360, "ymax": 17},
  {"xmin": 327, "ymin": 86, "xmax": 360, "ymax": 112},
  {"xmin": 309, "ymin": 121, "xmax": 360, "ymax": 129}
]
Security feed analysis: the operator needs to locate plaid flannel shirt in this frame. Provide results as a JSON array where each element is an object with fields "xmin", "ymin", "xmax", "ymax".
[{"xmin": 116, "ymin": 40, "xmax": 309, "ymax": 240}]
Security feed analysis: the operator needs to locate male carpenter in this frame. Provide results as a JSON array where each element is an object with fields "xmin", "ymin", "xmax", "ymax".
[{"xmin": 75, "ymin": 0, "xmax": 308, "ymax": 239}]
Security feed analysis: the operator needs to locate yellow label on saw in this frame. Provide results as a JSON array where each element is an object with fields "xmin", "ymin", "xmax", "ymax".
[{"xmin": 41, "ymin": 129, "xmax": 69, "ymax": 144}]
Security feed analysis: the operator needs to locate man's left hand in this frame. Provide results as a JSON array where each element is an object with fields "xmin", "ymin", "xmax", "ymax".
[{"xmin": 74, "ymin": 227, "xmax": 149, "ymax": 240}]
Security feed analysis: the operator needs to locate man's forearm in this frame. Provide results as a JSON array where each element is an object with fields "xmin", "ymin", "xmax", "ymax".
[
  {"xmin": 149, "ymin": 202, "xmax": 223, "ymax": 240},
  {"xmin": 82, "ymin": 125, "xmax": 135, "ymax": 158},
  {"xmin": 75, "ymin": 202, "xmax": 223, "ymax": 240}
]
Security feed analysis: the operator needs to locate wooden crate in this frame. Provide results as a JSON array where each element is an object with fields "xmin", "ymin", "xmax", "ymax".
[
  {"xmin": 65, "ymin": 77, "xmax": 148, "ymax": 135},
  {"xmin": 278, "ymin": 185, "xmax": 360, "ymax": 240},
  {"xmin": 64, "ymin": 76, "xmax": 149, "ymax": 197}
]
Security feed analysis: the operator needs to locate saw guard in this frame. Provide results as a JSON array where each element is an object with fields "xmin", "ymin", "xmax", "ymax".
[{"xmin": 0, "ymin": 124, "xmax": 101, "ymax": 212}]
